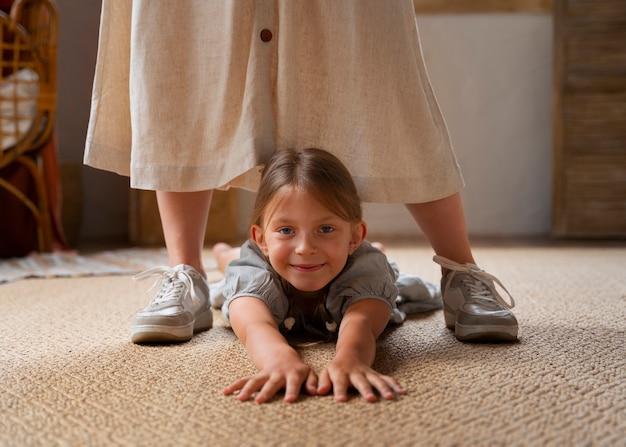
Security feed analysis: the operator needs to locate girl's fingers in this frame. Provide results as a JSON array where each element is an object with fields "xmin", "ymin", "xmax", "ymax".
[
  {"xmin": 239, "ymin": 376, "xmax": 267, "ymax": 401},
  {"xmin": 282, "ymin": 373, "xmax": 308, "ymax": 403},
  {"xmin": 227, "ymin": 371, "xmax": 312, "ymax": 404},
  {"xmin": 383, "ymin": 375, "xmax": 407, "ymax": 396},
  {"xmin": 350, "ymin": 374, "xmax": 378, "ymax": 403},
  {"xmin": 304, "ymin": 369, "xmax": 319, "ymax": 396},
  {"xmin": 255, "ymin": 376, "xmax": 286, "ymax": 404},
  {"xmin": 330, "ymin": 373, "xmax": 350, "ymax": 403},
  {"xmin": 225, "ymin": 375, "xmax": 270, "ymax": 402},
  {"xmin": 367, "ymin": 374, "xmax": 406, "ymax": 401},
  {"xmin": 317, "ymin": 369, "xmax": 332, "ymax": 395},
  {"xmin": 225, "ymin": 370, "xmax": 405, "ymax": 403},
  {"xmin": 320, "ymin": 367, "xmax": 406, "ymax": 403},
  {"xmin": 222, "ymin": 377, "xmax": 249, "ymax": 395}
]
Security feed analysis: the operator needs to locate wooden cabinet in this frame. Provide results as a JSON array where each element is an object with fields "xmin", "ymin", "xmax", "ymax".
[{"xmin": 552, "ymin": 0, "xmax": 626, "ymax": 237}]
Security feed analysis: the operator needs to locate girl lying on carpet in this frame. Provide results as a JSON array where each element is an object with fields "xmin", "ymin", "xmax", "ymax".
[{"xmin": 211, "ymin": 148, "xmax": 441, "ymax": 403}]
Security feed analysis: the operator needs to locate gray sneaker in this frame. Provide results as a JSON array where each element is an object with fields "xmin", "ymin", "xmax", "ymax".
[
  {"xmin": 131, "ymin": 264, "xmax": 213, "ymax": 343},
  {"xmin": 433, "ymin": 255, "xmax": 518, "ymax": 342}
]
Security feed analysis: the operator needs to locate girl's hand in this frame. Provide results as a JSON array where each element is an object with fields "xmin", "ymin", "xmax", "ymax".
[
  {"xmin": 226, "ymin": 297, "xmax": 319, "ymax": 403},
  {"xmin": 318, "ymin": 299, "xmax": 407, "ymax": 403},
  {"xmin": 223, "ymin": 357, "xmax": 319, "ymax": 404},
  {"xmin": 317, "ymin": 356, "xmax": 406, "ymax": 403}
]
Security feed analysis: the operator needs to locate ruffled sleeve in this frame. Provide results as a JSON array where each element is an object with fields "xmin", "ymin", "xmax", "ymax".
[
  {"xmin": 220, "ymin": 240, "xmax": 289, "ymax": 326},
  {"xmin": 326, "ymin": 242, "xmax": 399, "ymax": 325}
]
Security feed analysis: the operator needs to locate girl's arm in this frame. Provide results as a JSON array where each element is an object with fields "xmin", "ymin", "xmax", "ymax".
[
  {"xmin": 223, "ymin": 297, "xmax": 318, "ymax": 403},
  {"xmin": 318, "ymin": 299, "xmax": 406, "ymax": 402}
]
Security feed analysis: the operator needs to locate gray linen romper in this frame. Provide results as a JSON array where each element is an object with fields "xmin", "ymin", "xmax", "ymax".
[
  {"xmin": 212, "ymin": 240, "xmax": 443, "ymax": 335},
  {"xmin": 84, "ymin": 0, "xmax": 464, "ymax": 203}
]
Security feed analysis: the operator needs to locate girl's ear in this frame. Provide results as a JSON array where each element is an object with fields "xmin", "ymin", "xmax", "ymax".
[
  {"xmin": 348, "ymin": 221, "xmax": 367, "ymax": 254},
  {"xmin": 251, "ymin": 224, "xmax": 269, "ymax": 255}
]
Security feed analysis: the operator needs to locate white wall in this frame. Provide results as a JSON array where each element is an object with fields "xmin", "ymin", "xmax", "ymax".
[
  {"xmin": 57, "ymin": 7, "xmax": 554, "ymax": 242},
  {"xmin": 363, "ymin": 14, "xmax": 554, "ymax": 238}
]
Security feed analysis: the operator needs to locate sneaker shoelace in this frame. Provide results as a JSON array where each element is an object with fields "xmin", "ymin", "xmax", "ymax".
[
  {"xmin": 133, "ymin": 266, "xmax": 200, "ymax": 307},
  {"xmin": 433, "ymin": 255, "xmax": 515, "ymax": 309}
]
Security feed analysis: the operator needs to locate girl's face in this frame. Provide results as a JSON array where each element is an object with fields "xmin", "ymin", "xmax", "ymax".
[{"xmin": 251, "ymin": 187, "xmax": 366, "ymax": 292}]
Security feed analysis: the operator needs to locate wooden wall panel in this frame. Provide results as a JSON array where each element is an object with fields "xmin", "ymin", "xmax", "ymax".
[{"xmin": 552, "ymin": 0, "xmax": 626, "ymax": 237}]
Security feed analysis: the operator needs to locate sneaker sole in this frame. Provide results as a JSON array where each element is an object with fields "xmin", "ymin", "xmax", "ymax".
[
  {"xmin": 455, "ymin": 322, "xmax": 518, "ymax": 343},
  {"xmin": 445, "ymin": 310, "xmax": 518, "ymax": 342},
  {"xmin": 444, "ymin": 309, "xmax": 456, "ymax": 330},
  {"xmin": 131, "ymin": 311, "xmax": 213, "ymax": 344}
]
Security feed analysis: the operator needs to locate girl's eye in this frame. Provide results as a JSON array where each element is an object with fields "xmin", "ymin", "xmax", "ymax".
[
  {"xmin": 278, "ymin": 227, "xmax": 294, "ymax": 235},
  {"xmin": 319, "ymin": 226, "xmax": 334, "ymax": 234}
]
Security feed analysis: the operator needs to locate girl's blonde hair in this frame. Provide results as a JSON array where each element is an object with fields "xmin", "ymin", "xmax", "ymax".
[{"xmin": 251, "ymin": 148, "xmax": 363, "ymax": 230}]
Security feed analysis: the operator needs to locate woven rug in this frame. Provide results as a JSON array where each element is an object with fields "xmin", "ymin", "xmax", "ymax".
[
  {"xmin": 0, "ymin": 248, "xmax": 218, "ymax": 284},
  {"xmin": 1, "ymin": 242, "xmax": 625, "ymax": 446}
]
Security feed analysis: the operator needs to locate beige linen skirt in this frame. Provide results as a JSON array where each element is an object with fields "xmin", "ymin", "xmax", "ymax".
[{"xmin": 84, "ymin": 0, "xmax": 463, "ymax": 203}]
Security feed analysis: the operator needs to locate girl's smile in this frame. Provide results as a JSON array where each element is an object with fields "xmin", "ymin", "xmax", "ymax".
[{"xmin": 291, "ymin": 263, "xmax": 324, "ymax": 272}]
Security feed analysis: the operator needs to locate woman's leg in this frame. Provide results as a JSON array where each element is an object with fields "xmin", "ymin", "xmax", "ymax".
[
  {"xmin": 405, "ymin": 192, "xmax": 475, "ymax": 268},
  {"xmin": 131, "ymin": 190, "xmax": 214, "ymax": 344},
  {"xmin": 157, "ymin": 190, "xmax": 213, "ymax": 277},
  {"xmin": 406, "ymin": 192, "xmax": 518, "ymax": 342}
]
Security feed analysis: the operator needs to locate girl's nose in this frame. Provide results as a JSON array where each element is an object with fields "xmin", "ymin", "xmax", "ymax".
[{"xmin": 295, "ymin": 234, "xmax": 317, "ymax": 255}]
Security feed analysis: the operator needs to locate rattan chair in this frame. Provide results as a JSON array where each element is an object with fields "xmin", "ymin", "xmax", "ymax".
[{"xmin": 0, "ymin": 0, "xmax": 57, "ymax": 252}]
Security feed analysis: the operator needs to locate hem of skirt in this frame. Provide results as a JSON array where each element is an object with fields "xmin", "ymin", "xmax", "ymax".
[
  {"xmin": 83, "ymin": 141, "xmax": 131, "ymax": 178},
  {"xmin": 355, "ymin": 175, "xmax": 465, "ymax": 204}
]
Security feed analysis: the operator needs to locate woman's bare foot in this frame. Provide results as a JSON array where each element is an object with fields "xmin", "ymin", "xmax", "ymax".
[
  {"xmin": 371, "ymin": 242, "xmax": 385, "ymax": 253},
  {"xmin": 212, "ymin": 243, "xmax": 242, "ymax": 273}
]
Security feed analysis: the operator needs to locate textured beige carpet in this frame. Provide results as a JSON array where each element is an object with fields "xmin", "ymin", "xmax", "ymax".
[{"xmin": 1, "ymin": 242, "xmax": 625, "ymax": 446}]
